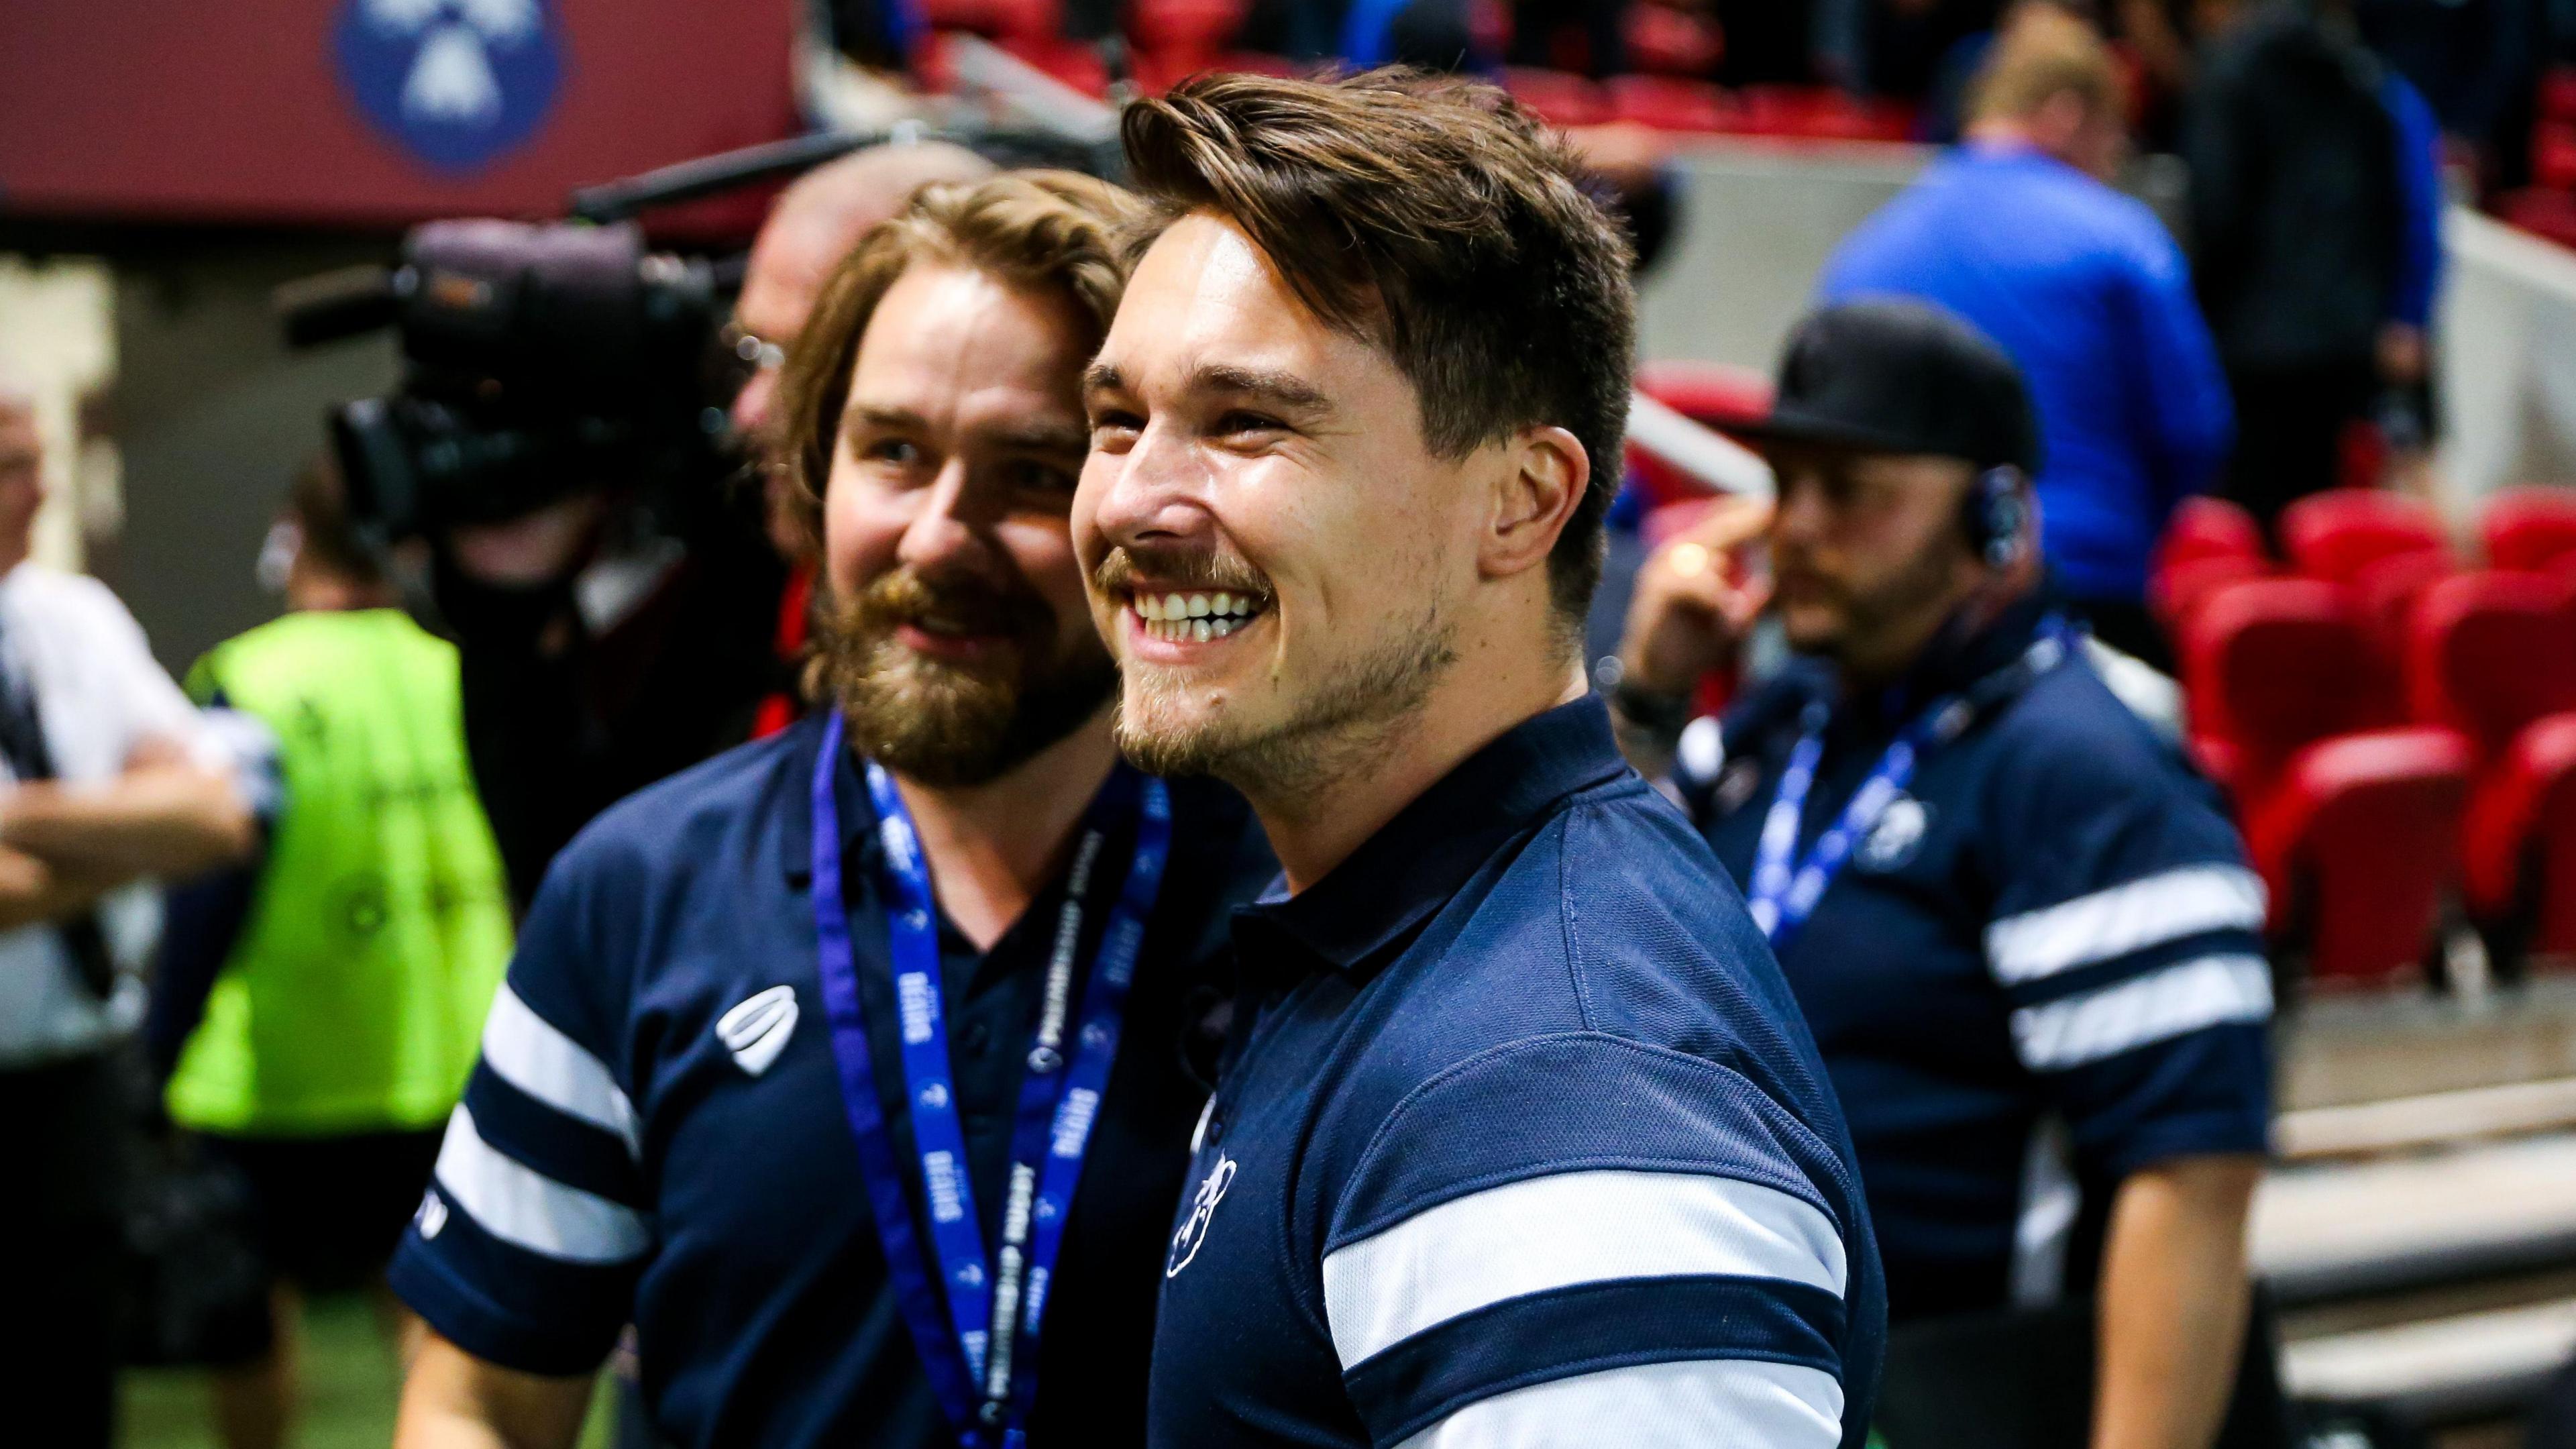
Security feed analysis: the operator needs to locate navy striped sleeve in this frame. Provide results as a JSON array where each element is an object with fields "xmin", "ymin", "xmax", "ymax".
[
  {"xmin": 1321, "ymin": 1035, "xmax": 1859, "ymax": 1449},
  {"xmin": 1980, "ymin": 702, "xmax": 2273, "ymax": 1180},
  {"xmin": 388, "ymin": 857, "xmax": 652, "ymax": 1377}
]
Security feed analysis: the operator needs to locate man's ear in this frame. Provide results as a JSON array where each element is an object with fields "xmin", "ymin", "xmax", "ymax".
[{"xmin": 1480, "ymin": 425, "xmax": 1591, "ymax": 582}]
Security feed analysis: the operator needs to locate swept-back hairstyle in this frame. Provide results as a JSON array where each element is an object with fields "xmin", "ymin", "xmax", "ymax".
[
  {"xmin": 1118, "ymin": 68, "xmax": 1638, "ymax": 624},
  {"xmin": 773, "ymin": 170, "xmax": 1146, "ymax": 552}
]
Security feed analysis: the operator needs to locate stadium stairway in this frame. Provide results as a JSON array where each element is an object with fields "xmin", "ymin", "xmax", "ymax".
[{"xmin": 2259, "ymin": 980, "xmax": 2576, "ymax": 1444}]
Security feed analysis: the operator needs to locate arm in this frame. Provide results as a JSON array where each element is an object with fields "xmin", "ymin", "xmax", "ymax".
[
  {"xmin": 394, "ymin": 1332, "xmax": 593, "ymax": 1449},
  {"xmin": 0, "ymin": 843, "xmax": 122, "ymax": 931},
  {"xmin": 2092, "ymin": 1155, "xmax": 2263, "ymax": 1449},
  {"xmin": 0, "ymin": 758, "xmax": 258, "ymax": 878},
  {"xmin": 1609, "ymin": 497, "xmax": 1774, "ymax": 776},
  {"xmin": 2123, "ymin": 241, "xmax": 2235, "ymax": 512}
]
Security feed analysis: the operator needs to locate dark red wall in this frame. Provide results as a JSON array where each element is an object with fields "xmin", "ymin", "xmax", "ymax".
[{"xmin": 0, "ymin": 0, "xmax": 799, "ymax": 229}]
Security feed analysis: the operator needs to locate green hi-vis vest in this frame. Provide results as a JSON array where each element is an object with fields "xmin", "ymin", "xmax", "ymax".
[{"xmin": 166, "ymin": 609, "xmax": 513, "ymax": 1137}]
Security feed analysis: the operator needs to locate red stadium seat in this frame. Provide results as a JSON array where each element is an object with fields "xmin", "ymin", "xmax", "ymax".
[
  {"xmin": 1623, "ymin": 3, "xmax": 1723, "ymax": 76},
  {"xmin": 2546, "ymin": 65, "xmax": 2576, "ymax": 125},
  {"xmin": 1129, "ymin": 0, "xmax": 1243, "ymax": 54},
  {"xmin": 2499, "ymin": 188, "xmax": 2576, "ymax": 252},
  {"xmin": 2245, "ymin": 728, "xmax": 2473, "ymax": 987},
  {"xmin": 1738, "ymin": 86, "xmax": 1913, "ymax": 142},
  {"xmin": 2539, "ymin": 123, "xmax": 2576, "ymax": 192},
  {"xmin": 2481, "ymin": 486, "xmax": 2576, "ymax": 572},
  {"xmin": 2150, "ymin": 553, "xmax": 2271, "ymax": 638},
  {"xmin": 2406, "ymin": 572, "xmax": 2576, "ymax": 972},
  {"xmin": 2279, "ymin": 488, "xmax": 2451, "ymax": 584},
  {"xmin": 2157, "ymin": 496, "xmax": 2267, "ymax": 571},
  {"xmin": 2353, "ymin": 548, "xmax": 2458, "ymax": 663},
  {"xmin": 2463, "ymin": 713, "xmax": 2576, "ymax": 962},
  {"xmin": 2406, "ymin": 571, "xmax": 2576, "ymax": 756},
  {"xmin": 2182, "ymin": 578, "xmax": 2396, "ymax": 793},
  {"xmin": 1607, "ymin": 75, "xmax": 1740, "ymax": 133},
  {"xmin": 998, "ymin": 34, "xmax": 1110, "ymax": 94},
  {"xmin": 1628, "ymin": 360, "xmax": 1774, "ymax": 509},
  {"xmin": 1503, "ymin": 68, "xmax": 1606, "ymax": 127}
]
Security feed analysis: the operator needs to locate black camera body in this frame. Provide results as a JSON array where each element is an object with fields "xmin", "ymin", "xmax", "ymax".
[{"xmin": 284, "ymin": 219, "xmax": 737, "ymax": 542}]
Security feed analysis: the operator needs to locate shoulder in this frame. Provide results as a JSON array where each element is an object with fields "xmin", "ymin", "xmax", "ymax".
[
  {"xmin": 536, "ymin": 720, "xmax": 812, "ymax": 916},
  {"xmin": 1986, "ymin": 659, "xmax": 2199, "ymax": 794},
  {"xmin": 7, "ymin": 566, "xmax": 146, "ymax": 639}
]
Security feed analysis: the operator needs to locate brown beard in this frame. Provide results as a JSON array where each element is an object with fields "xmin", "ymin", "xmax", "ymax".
[{"xmin": 815, "ymin": 567, "xmax": 1115, "ymax": 788}]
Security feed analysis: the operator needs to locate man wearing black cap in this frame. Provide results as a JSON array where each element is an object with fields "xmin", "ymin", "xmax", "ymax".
[{"xmin": 1613, "ymin": 301, "xmax": 2280, "ymax": 1449}]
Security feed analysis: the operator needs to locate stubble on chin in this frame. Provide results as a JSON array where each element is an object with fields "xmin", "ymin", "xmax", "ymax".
[{"xmin": 1110, "ymin": 599, "xmax": 1458, "ymax": 802}]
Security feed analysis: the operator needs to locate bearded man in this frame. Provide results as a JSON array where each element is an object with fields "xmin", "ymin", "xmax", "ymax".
[{"xmin": 388, "ymin": 172, "xmax": 1274, "ymax": 1449}]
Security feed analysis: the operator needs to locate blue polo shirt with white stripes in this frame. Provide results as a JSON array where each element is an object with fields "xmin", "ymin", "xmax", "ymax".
[
  {"xmin": 1680, "ymin": 602, "xmax": 2272, "ymax": 1324},
  {"xmin": 1150, "ymin": 697, "xmax": 1886, "ymax": 1449},
  {"xmin": 385, "ymin": 714, "xmax": 1275, "ymax": 1448}
]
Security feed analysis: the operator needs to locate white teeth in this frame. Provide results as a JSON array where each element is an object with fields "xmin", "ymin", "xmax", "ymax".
[
  {"xmin": 1191, "ymin": 618, "xmax": 1210, "ymax": 642},
  {"xmin": 1136, "ymin": 594, "xmax": 1162, "ymax": 621},
  {"xmin": 1213, "ymin": 592, "xmax": 1233, "ymax": 615},
  {"xmin": 1163, "ymin": 593, "xmax": 1189, "ymax": 619},
  {"xmin": 1188, "ymin": 594, "xmax": 1210, "ymax": 618},
  {"xmin": 1211, "ymin": 617, "xmax": 1235, "ymax": 638}
]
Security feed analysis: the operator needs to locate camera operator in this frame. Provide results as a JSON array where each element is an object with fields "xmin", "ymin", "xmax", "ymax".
[
  {"xmin": 419, "ymin": 141, "xmax": 991, "ymax": 906},
  {"xmin": 1612, "ymin": 302, "xmax": 2283, "ymax": 1449}
]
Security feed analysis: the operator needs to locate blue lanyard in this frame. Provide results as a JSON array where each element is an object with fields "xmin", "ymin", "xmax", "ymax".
[
  {"xmin": 1748, "ymin": 623, "xmax": 2074, "ymax": 953},
  {"xmin": 808, "ymin": 713, "xmax": 1172, "ymax": 1446}
]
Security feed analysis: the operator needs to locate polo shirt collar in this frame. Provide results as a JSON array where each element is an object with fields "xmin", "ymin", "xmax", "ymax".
[
  {"xmin": 1232, "ymin": 696, "xmax": 1629, "ymax": 979},
  {"xmin": 1837, "ymin": 594, "xmax": 2051, "ymax": 738}
]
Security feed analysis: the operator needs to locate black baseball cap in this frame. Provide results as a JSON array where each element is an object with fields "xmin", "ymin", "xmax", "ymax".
[{"xmin": 1748, "ymin": 300, "xmax": 2041, "ymax": 475}]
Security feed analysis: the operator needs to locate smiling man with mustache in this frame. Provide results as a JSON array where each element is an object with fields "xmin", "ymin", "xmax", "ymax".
[
  {"xmin": 1076, "ymin": 70, "xmax": 1886, "ymax": 1449},
  {"xmin": 389, "ymin": 172, "xmax": 1275, "ymax": 1449}
]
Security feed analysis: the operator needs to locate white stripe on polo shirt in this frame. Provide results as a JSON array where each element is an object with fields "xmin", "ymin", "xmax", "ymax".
[
  {"xmin": 481, "ymin": 983, "xmax": 641, "ymax": 1157},
  {"xmin": 2009, "ymin": 953, "xmax": 2273, "ymax": 1071},
  {"xmin": 1321, "ymin": 1169, "xmax": 1845, "ymax": 1368},
  {"xmin": 433, "ymin": 1104, "xmax": 651, "ymax": 1264},
  {"xmin": 1393, "ymin": 1357, "xmax": 1843, "ymax": 1448},
  {"xmin": 1985, "ymin": 865, "xmax": 2267, "ymax": 986}
]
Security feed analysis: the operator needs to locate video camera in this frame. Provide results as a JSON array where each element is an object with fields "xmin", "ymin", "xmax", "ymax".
[
  {"xmin": 278, "ymin": 219, "xmax": 737, "ymax": 543},
  {"xmin": 276, "ymin": 95, "xmax": 1122, "ymax": 546}
]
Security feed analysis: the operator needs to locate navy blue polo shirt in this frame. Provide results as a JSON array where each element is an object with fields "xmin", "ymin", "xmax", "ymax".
[
  {"xmin": 1682, "ymin": 604, "xmax": 2271, "ymax": 1325},
  {"xmin": 387, "ymin": 713, "xmax": 1275, "ymax": 1448},
  {"xmin": 1150, "ymin": 698, "xmax": 1886, "ymax": 1449}
]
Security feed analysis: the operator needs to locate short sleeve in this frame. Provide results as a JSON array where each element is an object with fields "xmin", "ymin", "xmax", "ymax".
[
  {"xmin": 1318, "ymin": 1035, "xmax": 1868, "ymax": 1449},
  {"xmin": 386, "ymin": 850, "xmax": 653, "ymax": 1376},
  {"xmin": 1979, "ymin": 706, "xmax": 2273, "ymax": 1180}
]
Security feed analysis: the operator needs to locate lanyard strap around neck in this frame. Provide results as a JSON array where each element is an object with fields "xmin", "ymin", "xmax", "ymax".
[
  {"xmin": 808, "ymin": 713, "xmax": 1171, "ymax": 1444},
  {"xmin": 1747, "ymin": 621, "xmax": 2074, "ymax": 953}
]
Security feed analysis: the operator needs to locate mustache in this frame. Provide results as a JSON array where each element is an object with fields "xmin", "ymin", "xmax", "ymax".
[
  {"xmin": 848, "ymin": 566, "xmax": 1054, "ymax": 641},
  {"xmin": 1090, "ymin": 545, "xmax": 1272, "ymax": 600}
]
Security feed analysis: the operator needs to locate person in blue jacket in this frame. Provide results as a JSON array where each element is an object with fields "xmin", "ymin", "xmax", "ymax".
[{"xmin": 1818, "ymin": 7, "xmax": 2233, "ymax": 667}]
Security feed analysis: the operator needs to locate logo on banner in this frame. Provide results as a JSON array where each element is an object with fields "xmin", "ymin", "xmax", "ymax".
[{"xmin": 335, "ymin": 0, "xmax": 563, "ymax": 172}]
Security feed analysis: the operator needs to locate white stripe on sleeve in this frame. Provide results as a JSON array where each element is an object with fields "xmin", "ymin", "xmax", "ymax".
[
  {"xmin": 481, "ymin": 983, "xmax": 641, "ymax": 1157},
  {"xmin": 1322, "ymin": 1169, "xmax": 1844, "ymax": 1368},
  {"xmin": 2009, "ymin": 953, "xmax": 2273, "ymax": 1071},
  {"xmin": 1985, "ymin": 865, "xmax": 2267, "ymax": 985},
  {"xmin": 1391, "ymin": 1358, "xmax": 1843, "ymax": 1449},
  {"xmin": 433, "ymin": 1104, "xmax": 651, "ymax": 1265}
]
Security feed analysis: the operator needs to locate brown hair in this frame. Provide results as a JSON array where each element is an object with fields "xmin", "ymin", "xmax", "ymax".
[
  {"xmin": 286, "ymin": 454, "xmax": 384, "ymax": 590},
  {"xmin": 1968, "ymin": 5, "xmax": 2121, "ymax": 127},
  {"xmin": 1118, "ymin": 68, "xmax": 1638, "ymax": 625},
  {"xmin": 774, "ymin": 170, "xmax": 1146, "ymax": 553}
]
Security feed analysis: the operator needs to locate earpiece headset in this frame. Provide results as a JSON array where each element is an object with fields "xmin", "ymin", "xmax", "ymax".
[{"xmin": 1964, "ymin": 466, "xmax": 2029, "ymax": 570}]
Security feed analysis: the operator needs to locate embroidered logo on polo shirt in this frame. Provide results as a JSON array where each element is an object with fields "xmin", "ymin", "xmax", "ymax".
[
  {"xmin": 716, "ymin": 985, "xmax": 800, "ymax": 1077},
  {"xmin": 1858, "ymin": 795, "xmax": 1932, "ymax": 872},
  {"xmin": 1165, "ymin": 1151, "xmax": 1237, "ymax": 1279}
]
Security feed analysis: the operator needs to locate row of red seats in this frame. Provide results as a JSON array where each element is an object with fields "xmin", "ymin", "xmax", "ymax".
[
  {"xmin": 2161, "ymin": 488, "xmax": 2576, "ymax": 989},
  {"xmin": 910, "ymin": 0, "xmax": 1913, "ymax": 139},
  {"xmin": 2496, "ymin": 66, "xmax": 2576, "ymax": 250}
]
